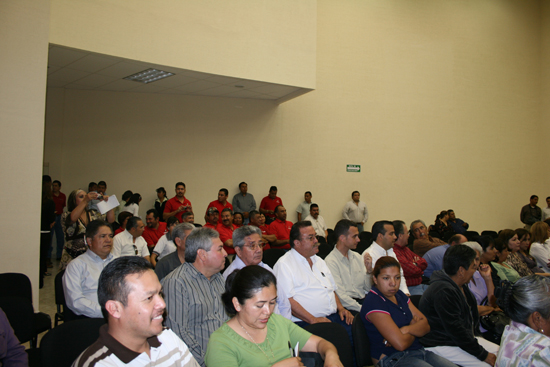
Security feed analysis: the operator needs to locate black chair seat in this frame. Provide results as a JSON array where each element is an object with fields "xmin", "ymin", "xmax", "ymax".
[
  {"xmin": 317, "ymin": 242, "xmax": 333, "ymax": 259},
  {"xmin": 34, "ymin": 312, "xmax": 52, "ymax": 335},
  {"xmin": 262, "ymin": 248, "xmax": 286, "ymax": 269},
  {"xmin": 0, "ymin": 296, "xmax": 36, "ymax": 344},
  {"xmin": 352, "ymin": 313, "xmax": 372, "ymax": 367},
  {"xmin": 304, "ymin": 322, "xmax": 354, "ymax": 367}
]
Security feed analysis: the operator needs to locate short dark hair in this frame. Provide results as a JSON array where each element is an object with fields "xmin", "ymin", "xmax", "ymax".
[
  {"xmin": 88, "ymin": 182, "xmax": 97, "ymax": 190},
  {"xmin": 146, "ymin": 209, "xmax": 158, "ymax": 219},
  {"xmin": 443, "ymin": 244, "xmax": 476, "ymax": 276},
  {"xmin": 269, "ymin": 186, "xmax": 277, "ymax": 192},
  {"xmin": 274, "ymin": 205, "xmax": 283, "ymax": 214},
  {"xmin": 221, "ymin": 265, "xmax": 277, "ymax": 316},
  {"xmin": 372, "ymin": 220, "xmax": 393, "ymax": 242},
  {"xmin": 233, "ymin": 212, "xmax": 243, "ymax": 221},
  {"xmin": 53, "ymin": 180, "xmax": 61, "ymax": 186},
  {"xmin": 334, "ymin": 219, "xmax": 356, "ymax": 240},
  {"xmin": 392, "ymin": 220, "xmax": 406, "ymax": 237},
  {"xmin": 475, "ymin": 235, "xmax": 495, "ymax": 253},
  {"xmin": 239, "ymin": 182, "xmax": 247, "ymax": 188},
  {"xmin": 156, "ymin": 187, "xmax": 166, "ymax": 196},
  {"xmin": 305, "ymin": 191, "xmax": 312, "ymax": 196},
  {"xmin": 122, "ymin": 190, "xmax": 133, "ymax": 202},
  {"xmin": 447, "ymin": 209, "xmax": 454, "ymax": 213},
  {"xmin": 166, "ymin": 216, "xmax": 180, "ymax": 227},
  {"xmin": 352, "ymin": 191, "xmax": 359, "ymax": 196},
  {"xmin": 498, "ymin": 229, "xmax": 517, "ymax": 250},
  {"xmin": 546, "ymin": 196, "xmax": 550, "ymax": 201},
  {"xmin": 117, "ymin": 211, "xmax": 133, "ymax": 226},
  {"xmin": 494, "ymin": 238, "xmax": 508, "ymax": 253},
  {"xmin": 289, "ymin": 221, "xmax": 312, "ymax": 248},
  {"xmin": 310, "ymin": 203, "xmax": 319, "ymax": 210},
  {"xmin": 372, "ymin": 256, "xmax": 401, "ymax": 278},
  {"xmin": 221, "ymin": 208, "xmax": 233, "ymax": 215},
  {"xmin": 249, "ymin": 210, "xmax": 260, "ymax": 221},
  {"xmin": 98, "ymin": 256, "xmax": 153, "ymax": 319},
  {"xmin": 98, "ymin": 181, "xmax": 106, "ymax": 187},
  {"xmin": 219, "ymin": 188, "xmax": 228, "ymax": 197},
  {"xmin": 182, "ymin": 211, "xmax": 194, "ymax": 220},
  {"xmin": 85, "ymin": 219, "xmax": 112, "ymax": 239},
  {"xmin": 175, "ymin": 182, "xmax": 186, "ymax": 189},
  {"xmin": 126, "ymin": 216, "xmax": 142, "ymax": 231},
  {"xmin": 531, "ymin": 195, "xmax": 538, "ymax": 200}
]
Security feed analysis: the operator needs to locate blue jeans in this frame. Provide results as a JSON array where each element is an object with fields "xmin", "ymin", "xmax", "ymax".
[
  {"xmin": 408, "ymin": 284, "xmax": 429, "ymax": 296},
  {"xmin": 378, "ymin": 348, "xmax": 458, "ymax": 367},
  {"xmin": 49, "ymin": 214, "xmax": 64, "ymax": 259}
]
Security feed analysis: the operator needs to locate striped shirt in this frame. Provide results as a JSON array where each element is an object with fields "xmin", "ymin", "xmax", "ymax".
[
  {"xmin": 72, "ymin": 325, "xmax": 198, "ymax": 367},
  {"xmin": 161, "ymin": 262, "xmax": 227, "ymax": 367}
]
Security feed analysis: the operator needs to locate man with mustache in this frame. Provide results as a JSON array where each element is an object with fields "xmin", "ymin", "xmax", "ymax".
[{"xmin": 411, "ymin": 219, "xmax": 446, "ymax": 257}]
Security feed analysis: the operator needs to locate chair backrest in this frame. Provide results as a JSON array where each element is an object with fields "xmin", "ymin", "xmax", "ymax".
[
  {"xmin": 481, "ymin": 230, "xmax": 498, "ymax": 239},
  {"xmin": 409, "ymin": 295, "xmax": 422, "ymax": 309},
  {"xmin": 0, "ymin": 296, "xmax": 35, "ymax": 344},
  {"xmin": 354, "ymin": 231, "xmax": 372, "ymax": 254},
  {"xmin": 316, "ymin": 242, "xmax": 333, "ymax": 259},
  {"xmin": 55, "ymin": 269, "xmax": 66, "ymax": 306},
  {"xmin": 465, "ymin": 231, "xmax": 480, "ymax": 241},
  {"xmin": 351, "ymin": 313, "xmax": 371, "ymax": 367},
  {"xmin": 262, "ymin": 248, "xmax": 286, "ymax": 269},
  {"xmin": 304, "ymin": 322, "xmax": 354, "ymax": 367},
  {"xmin": 0, "ymin": 273, "xmax": 33, "ymax": 303},
  {"xmin": 327, "ymin": 229, "xmax": 337, "ymax": 246},
  {"xmin": 40, "ymin": 318, "xmax": 106, "ymax": 367}
]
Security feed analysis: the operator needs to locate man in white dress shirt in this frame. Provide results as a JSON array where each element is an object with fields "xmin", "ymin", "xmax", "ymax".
[
  {"xmin": 325, "ymin": 220, "xmax": 372, "ymax": 314},
  {"xmin": 362, "ymin": 220, "xmax": 410, "ymax": 295},
  {"xmin": 304, "ymin": 203, "xmax": 328, "ymax": 240},
  {"xmin": 112, "ymin": 216, "xmax": 150, "ymax": 262},
  {"xmin": 63, "ymin": 219, "xmax": 117, "ymax": 318},
  {"xmin": 342, "ymin": 191, "xmax": 369, "ymax": 233},
  {"xmin": 222, "ymin": 225, "xmax": 292, "ymax": 319},
  {"xmin": 273, "ymin": 221, "xmax": 354, "ymax": 341}
]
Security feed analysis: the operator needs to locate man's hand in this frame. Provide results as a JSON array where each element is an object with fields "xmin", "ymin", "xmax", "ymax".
[
  {"xmin": 485, "ymin": 353, "xmax": 496, "ymax": 366},
  {"xmin": 338, "ymin": 308, "xmax": 353, "ymax": 325},
  {"xmin": 312, "ymin": 317, "xmax": 331, "ymax": 324},
  {"xmin": 364, "ymin": 253, "xmax": 373, "ymax": 273}
]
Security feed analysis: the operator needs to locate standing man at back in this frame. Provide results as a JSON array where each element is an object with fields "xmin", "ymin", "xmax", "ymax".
[
  {"xmin": 342, "ymin": 191, "xmax": 368, "ymax": 233},
  {"xmin": 231, "ymin": 182, "xmax": 256, "ymax": 224},
  {"xmin": 260, "ymin": 186, "xmax": 283, "ymax": 225},
  {"xmin": 520, "ymin": 195, "xmax": 542, "ymax": 230},
  {"xmin": 164, "ymin": 182, "xmax": 192, "ymax": 222},
  {"xmin": 205, "ymin": 188, "xmax": 233, "ymax": 224},
  {"xmin": 296, "ymin": 191, "xmax": 312, "ymax": 221}
]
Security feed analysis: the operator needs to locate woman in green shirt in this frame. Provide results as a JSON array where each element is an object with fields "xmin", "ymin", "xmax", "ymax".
[
  {"xmin": 205, "ymin": 266, "xmax": 343, "ymax": 367},
  {"xmin": 491, "ymin": 239, "xmax": 521, "ymax": 283}
]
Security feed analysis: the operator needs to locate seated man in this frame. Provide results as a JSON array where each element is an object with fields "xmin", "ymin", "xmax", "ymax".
[
  {"xmin": 154, "ymin": 222, "xmax": 195, "ymax": 282},
  {"xmin": 63, "ymin": 220, "xmax": 116, "ymax": 318},
  {"xmin": 304, "ymin": 203, "xmax": 328, "ymax": 240},
  {"xmin": 419, "ymin": 245, "xmax": 499, "ymax": 367},
  {"xmin": 203, "ymin": 207, "xmax": 219, "ymax": 229},
  {"xmin": 162, "ymin": 228, "xmax": 228, "ymax": 367},
  {"xmin": 362, "ymin": 220, "xmax": 409, "ymax": 295},
  {"xmin": 142, "ymin": 209, "xmax": 167, "ymax": 252},
  {"xmin": 448, "ymin": 209, "xmax": 469, "ymax": 234},
  {"xmin": 222, "ymin": 225, "xmax": 291, "ymax": 319},
  {"xmin": 249, "ymin": 210, "xmax": 276, "ymax": 248},
  {"xmin": 112, "ymin": 216, "xmax": 150, "ymax": 262},
  {"xmin": 268, "ymin": 205, "xmax": 293, "ymax": 250},
  {"xmin": 205, "ymin": 188, "xmax": 233, "ymax": 224},
  {"xmin": 182, "ymin": 211, "xmax": 202, "ymax": 227},
  {"xmin": 411, "ymin": 219, "xmax": 446, "ymax": 257},
  {"xmin": 392, "ymin": 220, "xmax": 428, "ymax": 295},
  {"xmin": 73, "ymin": 256, "xmax": 199, "ymax": 367},
  {"xmin": 273, "ymin": 221, "xmax": 354, "ymax": 339},
  {"xmin": 423, "ymin": 234, "xmax": 467, "ymax": 278},
  {"xmin": 216, "ymin": 208, "xmax": 236, "ymax": 256},
  {"xmin": 325, "ymin": 219, "xmax": 371, "ymax": 314}
]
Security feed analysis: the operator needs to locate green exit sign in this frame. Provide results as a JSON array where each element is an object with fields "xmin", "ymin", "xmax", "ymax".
[{"xmin": 346, "ymin": 164, "xmax": 361, "ymax": 172}]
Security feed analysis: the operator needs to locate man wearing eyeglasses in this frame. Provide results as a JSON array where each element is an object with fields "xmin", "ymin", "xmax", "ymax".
[
  {"xmin": 273, "ymin": 221, "xmax": 354, "ymax": 340},
  {"xmin": 112, "ymin": 216, "xmax": 151, "ymax": 262},
  {"xmin": 222, "ymin": 225, "xmax": 292, "ymax": 319},
  {"xmin": 410, "ymin": 219, "xmax": 446, "ymax": 257}
]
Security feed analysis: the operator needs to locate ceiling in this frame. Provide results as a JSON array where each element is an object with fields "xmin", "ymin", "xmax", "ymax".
[{"xmin": 47, "ymin": 44, "xmax": 311, "ymax": 103}]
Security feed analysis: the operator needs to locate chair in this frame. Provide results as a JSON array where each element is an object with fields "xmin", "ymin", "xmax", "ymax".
[
  {"xmin": 0, "ymin": 273, "xmax": 51, "ymax": 346},
  {"xmin": 0, "ymin": 296, "xmax": 36, "ymax": 345},
  {"xmin": 327, "ymin": 229, "xmax": 337, "ymax": 246},
  {"xmin": 351, "ymin": 313, "xmax": 372, "ymax": 367},
  {"xmin": 40, "ymin": 318, "xmax": 106, "ymax": 367},
  {"xmin": 317, "ymin": 242, "xmax": 333, "ymax": 259},
  {"xmin": 409, "ymin": 295, "xmax": 422, "ymax": 309},
  {"xmin": 304, "ymin": 322, "xmax": 354, "ymax": 367},
  {"xmin": 428, "ymin": 231, "xmax": 441, "ymax": 239},
  {"xmin": 55, "ymin": 269, "xmax": 87, "ymax": 324},
  {"xmin": 354, "ymin": 231, "xmax": 372, "ymax": 254},
  {"xmin": 465, "ymin": 231, "xmax": 480, "ymax": 241},
  {"xmin": 481, "ymin": 230, "xmax": 498, "ymax": 239},
  {"xmin": 262, "ymin": 248, "xmax": 286, "ymax": 269}
]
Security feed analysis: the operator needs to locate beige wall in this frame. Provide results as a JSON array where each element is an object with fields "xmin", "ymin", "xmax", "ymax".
[
  {"xmin": 49, "ymin": 0, "xmax": 317, "ymax": 88},
  {"xmin": 542, "ymin": 1, "xmax": 550, "ymax": 188},
  {"xmin": 1, "ymin": 0, "xmax": 50, "ymax": 304},
  {"xmin": 45, "ymin": 0, "xmax": 546, "ymax": 236}
]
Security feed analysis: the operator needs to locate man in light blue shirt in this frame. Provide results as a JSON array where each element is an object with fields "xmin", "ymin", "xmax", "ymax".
[
  {"xmin": 423, "ymin": 234, "xmax": 466, "ymax": 278},
  {"xmin": 63, "ymin": 219, "xmax": 117, "ymax": 318}
]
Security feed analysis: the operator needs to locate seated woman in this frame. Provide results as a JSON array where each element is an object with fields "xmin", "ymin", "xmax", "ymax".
[
  {"xmin": 491, "ymin": 239, "xmax": 521, "ymax": 283},
  {"xmin": 205, "ymin": 265, "xmax": 343, "ymax": 367},
  {"xmin": 233, "ymin": 212, "xmax": 244, "ymax": 228},
  {"xmin": 474, "ymin": 236, "xmax": 501, "ymax": 291},
  {"xmin": 529, "ymin": 221, "xmax": 550, "ymax": 273},
  {"xmin": 499, "ymin": 229, "xmax": 534, "ymax": 277},
  {"xmin": 360, "ymin": 256, "xmax": 457, "ymax": 367},
  {"xmin": 496, "ymin": 275, "xmax": 550, "ymax": 366},
  {"xmin": 150, "ymin": 216, "xmax": 179, "ymax": 267},
  {"xmin": 515, "ymin": 228, "xmax": 546, "ymax": 274},
  {"xmin": 432, "ymin": 211, "xmax": 453, "ymax": 238}
]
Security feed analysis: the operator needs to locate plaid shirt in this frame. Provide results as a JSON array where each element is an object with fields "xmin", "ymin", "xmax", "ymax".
[{"xmin": 393, "ymin": 244, "xmax": 427, "ymax": 287}]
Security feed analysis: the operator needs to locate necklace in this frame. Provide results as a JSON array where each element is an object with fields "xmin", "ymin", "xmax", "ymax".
[{"xmin": 236, "ymin": 318, "xmax": 275, "ymax": 361}]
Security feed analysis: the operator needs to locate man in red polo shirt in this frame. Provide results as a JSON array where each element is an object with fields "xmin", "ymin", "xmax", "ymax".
[
  {"xmin": 142, "ymin": 209, "xmax": 167, "ymax": 252},
  {"xmin": 249, "ymin": 210, "xmax": 275, "ymax": 249},
  {"xmin": 163, "ymin": 182, "xmax": 192, "ymax": 222},
  {"xmin": 205, "ymin": 188, "xmax": 233, "ymax": 224},
  {"xmin": 268, "ymin": 206, "xmax": 292, "ymax": 250},
  {"xmin": 204, "ymin": 207, "xmax": 219, "ymax": 229},
  {"xmin": 216, "ymin": 208, "xmax": 236, "ymax": 256},
  {"xmin": 260, "ymin": 186, "xmax": 283, "ymax": 225}
]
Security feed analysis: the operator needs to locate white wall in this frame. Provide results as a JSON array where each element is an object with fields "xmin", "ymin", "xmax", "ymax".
[
  {"xmin": 45, "ymin": 0, "xmax": 546, "ymax": 235},
  {"xmin": 0, "ymin": 0, "xmax": 50, "ymax": 304}
]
